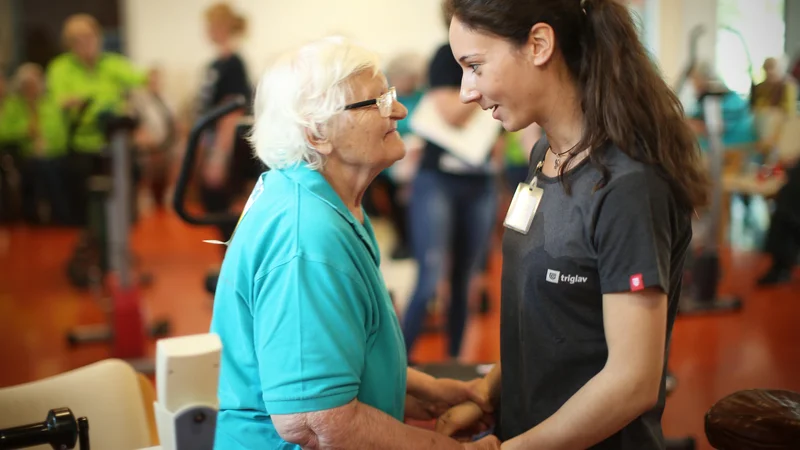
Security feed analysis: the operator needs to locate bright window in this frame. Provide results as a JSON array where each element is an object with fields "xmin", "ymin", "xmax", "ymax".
[{"xmin": 716, "ymin": 0, "xmax": 786, "ymax": 96}]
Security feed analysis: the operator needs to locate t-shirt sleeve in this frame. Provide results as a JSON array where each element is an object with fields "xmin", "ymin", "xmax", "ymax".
[
  {"xmin": 593, "ymin": 171, "xmax": 674, "ymax": 295},
  {"xmin": 108, "ymin": 54, "xmax": 148, "ymax": 88},
  {"xmin": 252, "ymin": 255, "xmax": 370, "ymax": 415},
  {"xmin": 428, "ymin": 45, "xmax": 461, "ymax": 89},
  {"xmin": 45, "ymin": 58, "xmax": 73, "ymax": 106},
  {"xmin": 216, "ymin": 56, "xmax": 251, "ymax": 101}
]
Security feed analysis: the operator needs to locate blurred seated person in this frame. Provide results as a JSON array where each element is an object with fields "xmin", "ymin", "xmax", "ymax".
[
  {"xmin": 0, "ymin": 71, "xmax": 11, "ymax": 145},
  {"xmin": 0, "ymin": 70, "xmax": 20, "ymax": 223},
  {"xmin": 209, "ymin": 36, "xmax": 496, "ymax": 450},
  {"xmin": 130, "ymin": 67, "xmax": 177, "ymax": 210},
  {"xmin": 0, "ymin": 71, "xmax": 7, "ymax": 111},
  {"xmin": 0, "ymin": 63, "xmax": 71, "ymax": 224},
  {"xmin": 46, "ymin": 13, "xmax": 148, "ymax": 223},
  {"xmin": 686, "ymin": 62, "xmax": 757, "ymax": 157}
]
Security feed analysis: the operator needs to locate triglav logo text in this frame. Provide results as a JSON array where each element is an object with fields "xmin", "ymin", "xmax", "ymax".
[{"xmin": 546, "ymin": 269, "xmax": 587, "ymax": 285}]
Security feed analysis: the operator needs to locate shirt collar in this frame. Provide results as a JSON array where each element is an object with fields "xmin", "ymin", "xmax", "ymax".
[{"xmin": 277, "ymin": 163, "xmax": 381, "ymax": 265}]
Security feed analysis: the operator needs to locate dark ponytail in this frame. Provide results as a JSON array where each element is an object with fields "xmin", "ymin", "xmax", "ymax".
[{"xmin": 446, "ymin": 0, "xmax": 710, "ymax": 210}]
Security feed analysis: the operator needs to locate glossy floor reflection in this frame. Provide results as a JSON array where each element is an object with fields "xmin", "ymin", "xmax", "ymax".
[{"xmin": 0, "ymin": 208, "xmax": 798, "ymax": 450}]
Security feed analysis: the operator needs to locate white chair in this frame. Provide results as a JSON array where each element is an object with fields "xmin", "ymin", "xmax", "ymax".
[{"xmin": 0, "ymin": 358, "xmax": 157, "ymax": 450}]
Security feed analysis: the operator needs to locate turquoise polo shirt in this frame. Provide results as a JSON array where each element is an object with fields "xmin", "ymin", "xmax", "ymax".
[{"xmin": 209, "ymin": 163, "xmax": 408, "ymax": 449}]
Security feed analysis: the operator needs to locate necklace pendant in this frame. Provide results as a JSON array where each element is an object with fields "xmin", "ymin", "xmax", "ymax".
[{"xmin": 554, "ymin": 156, "xmax": 561, "ymax": 169}]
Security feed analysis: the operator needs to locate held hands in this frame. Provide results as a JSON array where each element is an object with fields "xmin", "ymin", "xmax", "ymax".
[
  {"xmin": 405, "ymin": 377, "xmax": 491, "ymax": 422},
  {"xmin": 435, "ymin": 379, "xmax": 496, "ymax": 442},
  {"xmin": 437, "ymin": 400, "xmax": 494, "ymax": 441}
]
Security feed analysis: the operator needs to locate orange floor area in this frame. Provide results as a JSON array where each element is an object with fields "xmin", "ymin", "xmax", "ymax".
[{"xmin": 1, "ymin": 209, "xmax": 799, "ymax": 450}]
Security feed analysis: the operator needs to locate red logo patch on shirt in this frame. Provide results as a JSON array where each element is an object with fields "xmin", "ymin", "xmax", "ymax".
[{"xmin": 630, "ymin": 274, "xmax": 644, "ymax": 291}]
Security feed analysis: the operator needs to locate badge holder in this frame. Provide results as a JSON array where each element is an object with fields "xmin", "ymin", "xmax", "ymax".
[{"xmin": 503, "ymin": 161, "xmax": 544, "ymax": 235}]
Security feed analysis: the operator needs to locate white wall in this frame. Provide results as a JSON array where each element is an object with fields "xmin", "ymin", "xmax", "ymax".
[
  {"xmin": 653, "ymin": 0, "xmax": 718, "ymax": 85},
  {"xmin": 122, "ymin": 0, "xmax": 448, "ymax": 112},
  {"xmin": 122, "ymin": 0, "xmax": 721, "ymax": 112}
]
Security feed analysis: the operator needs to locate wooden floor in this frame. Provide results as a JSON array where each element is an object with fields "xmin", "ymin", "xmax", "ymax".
[{"xmin": 0, "ymin": 206, "xmax": 798, "ymax": 450}]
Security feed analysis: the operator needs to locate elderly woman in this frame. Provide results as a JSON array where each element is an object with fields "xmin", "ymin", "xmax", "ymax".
[{"xmin": 208, "ymin": 37, "xmax": 499, "ymax": 450}]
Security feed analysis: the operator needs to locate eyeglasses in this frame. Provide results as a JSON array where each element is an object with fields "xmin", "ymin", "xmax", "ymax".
[{"xmin": 344, "ymin": 87, "xmax": 396, "ymax": 117}]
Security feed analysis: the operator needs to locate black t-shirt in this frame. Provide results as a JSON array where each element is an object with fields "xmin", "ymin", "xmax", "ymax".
[
  {"xmin": 197, "ymin": 53, "xmax": 262, "ymax": 180},
  {"xmin": 497, "ymin": 138, "xmax": 692, "ymax": 449},
  {"xmin": 419, "ymin": 44, "xmax": 494, "ymax": 176},
  {"xmin": 197, "ymin": 53, "xmax": 253, "ymax": 115}
]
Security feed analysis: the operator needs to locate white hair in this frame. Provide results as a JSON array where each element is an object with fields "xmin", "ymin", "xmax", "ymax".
[{"xmin": 249, "ymin": 36, "xmax": 381, "ymax": 170}]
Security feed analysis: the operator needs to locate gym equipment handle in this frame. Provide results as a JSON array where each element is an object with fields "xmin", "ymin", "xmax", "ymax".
[
  {"xmin": 0, "ymin": 407, "xmax": 87, "ymax": 450},
  {"xmin": 173, "ymin": 96, "xmax": 248, "ymax": 227}
]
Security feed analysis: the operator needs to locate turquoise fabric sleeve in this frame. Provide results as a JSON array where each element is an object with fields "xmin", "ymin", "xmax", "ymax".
[{"xmin": 253, "ymin": 255, "xmax": 369, "ymax": 415}]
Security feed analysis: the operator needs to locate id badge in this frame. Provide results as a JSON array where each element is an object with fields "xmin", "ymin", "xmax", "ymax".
[{"xmin": 504, "ymin": 181, "xmax": 544, "ymax": 234}]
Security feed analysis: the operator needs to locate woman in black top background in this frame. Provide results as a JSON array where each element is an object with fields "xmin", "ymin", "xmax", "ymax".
[
  {"xmin": 437, "ymin": 0, "xmax": 710, "ymax": 449},
  {"xmin": 196, "ymin": 2, "xmax": 255, "ymax": 243}
]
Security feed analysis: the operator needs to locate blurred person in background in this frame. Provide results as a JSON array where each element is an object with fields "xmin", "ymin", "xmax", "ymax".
[
  {"xmin": 366, "ymin": 52, "xmax": 427, "ymax": 260},
  {"xmin": 752, "ymin": 58, "xmax": 800, "ymax": 286},
  {"xmin": 751, "ymin": 57, "xmax": 798, "ymax": 156},
  {"xmin": 752, "ymin": 57, "xmax": 797, "ymax": 116},
  {"xmin": 756, "ymin": 155, "xmax": 800, "ymax": 286},
  {"xmin": 130, "ymin": 66, "xmax": 178, "ymax": 210},
  {"xmin": 0, "ymin": 63, "xmax": 71, "ymax": 224},
  {"xmin": 0, "ymin": 71, "xmax": 12, "ymax": 147},
  {"xmin": 686, "ymin": 61, "xmax": 757, "ymax": 155},
  {"xmin": 0, "ymin": 70, "xmax": 20, "ymax": 224},
  {"xmin": 402, "ymin": 2, "xmax": 502, "ymax": 363},
  {"xmin": 196, "ymin": 2, "xmax": 255, "ymax": 245},
  {"xmin": 0, "ymin": 71, "xmax": 7, "ymax": 112},
  {"xmin": 46, "ymin": 13, "xmax": 148, "ymax": 225}
]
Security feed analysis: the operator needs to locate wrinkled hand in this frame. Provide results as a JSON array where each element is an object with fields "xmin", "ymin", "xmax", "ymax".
[
  {"xmin": 418, "ymin": 378, "xmax": 492, "ymax": 413},
  {"xmin": 436, "ymin": 401, "xmax": 493, "ymax": 441},
  {"xmin": 404, "ymin": 394, "xmax": 447, "ymax": 421},
  {"xmin": 462, "ymin": 434, "xmax": 501, "ymax": 449}
]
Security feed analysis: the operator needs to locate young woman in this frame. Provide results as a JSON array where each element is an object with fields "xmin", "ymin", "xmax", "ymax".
[
  {"xmin": 437, "ymin": 0, "xmax": 709, "ymax": 449},
  {"xmin": 196, "ymin": 2, "xmax": 255, "ymax": 243}
]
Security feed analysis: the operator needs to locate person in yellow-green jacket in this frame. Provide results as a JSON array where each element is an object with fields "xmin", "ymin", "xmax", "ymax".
[
  {"xmin": 0, "ymin": 71, "xmax": 12, "ymax": 147},
  {"xmin": 0, "ymin": 63, "xmax": 72, "ymax": 224},
  {"xmin": 46, "ymin": 13, "xmax": 148, "ymax": 224}
]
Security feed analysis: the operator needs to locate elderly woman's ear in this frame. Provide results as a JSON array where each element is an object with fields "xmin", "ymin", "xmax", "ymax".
[{"xmin": 304, "ymin": 124, "xmax": 333, "ymax": 156}]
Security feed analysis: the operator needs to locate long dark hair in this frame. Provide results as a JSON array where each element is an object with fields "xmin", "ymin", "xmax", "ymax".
[{"xmin": 446, "ymin": 0, "xmax": 709, "ymax": 210}]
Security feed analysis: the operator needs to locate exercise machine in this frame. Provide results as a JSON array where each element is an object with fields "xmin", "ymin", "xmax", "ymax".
[
  {"xmin": 150, "ymin": 334, "xmax": 221, "ymax": 450},
  {"xmin": 172, "ymin": 96, "xmax": 249, "ymax": 294},
  {"xmin": 0, "ymin": 408, "xmax": 90, "ymax": 450},
  {"xmin": 64, "ymin": 114, "xmax": 170, "ymax": 373},
  {"xmin": 679, "ymin": 92, "xmax": 744, "ymax": 315}
]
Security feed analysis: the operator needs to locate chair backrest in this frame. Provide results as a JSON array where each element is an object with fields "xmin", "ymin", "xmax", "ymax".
[
  {"xmin": 0, "ymin": 359, "xmax": 153, "ymax": 450},
  {"xmin": 137, "ymin": 372, "xmax": 159, "ymax": 446}
]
